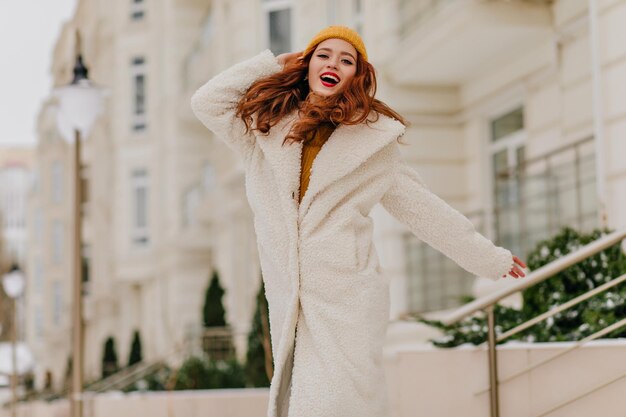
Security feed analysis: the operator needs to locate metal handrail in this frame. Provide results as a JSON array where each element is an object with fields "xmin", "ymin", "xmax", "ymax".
[
  {"xmin": 440, "ymin": 227, "xmax": 626, "ymax": 325},
  {"xmin": 438, "ymin": 227, "xmax": 626, "ymax": 417},
  {"xmin": 493, "ymin": 135, "xmax": 595, "ymax": 258},
  {"xmin": 475, "ymin": 315, "xmax": 626, "ymax": 394},
  {"xmin": 498, "ymin": 135, "xmax": 593, "ymax": 176},
  {"xmin": 89, "ymin": 360, "xmax": 167, "ymax": 393}
]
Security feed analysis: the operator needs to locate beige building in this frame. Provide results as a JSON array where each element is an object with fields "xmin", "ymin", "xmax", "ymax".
[
  {"xmin": 24, "ymin": 0, "xmax": 626, "ymax": 393},
  {"xmin": 26, "ymin": 0, "xmax": 215, "ymax": 390},
  {"xmin": 0, "ymin": 146, "xmax": 33, "ymax": 346},
  {"xmin": 183, "ymin": 0, "xmax": 626, "ymax": 351},
  {"xmin": 0, "ymin": 146, "xmax": 33, "ymax": 265}
]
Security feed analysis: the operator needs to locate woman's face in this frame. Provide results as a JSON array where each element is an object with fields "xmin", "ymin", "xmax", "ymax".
[{"xmin": 307, "ymin": 38, "xmax": 358, "ymax": 98}]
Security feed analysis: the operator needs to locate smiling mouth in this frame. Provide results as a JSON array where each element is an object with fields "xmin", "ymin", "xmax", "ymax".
[{"xmin": 320, "ymin": 74, "xmax": 340, "ymax": 88}]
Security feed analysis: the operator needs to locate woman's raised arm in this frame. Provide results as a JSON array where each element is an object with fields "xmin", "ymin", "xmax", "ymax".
[{"xmin": 190, "ymin": 49, "xmax": 283, "ymax": 160}]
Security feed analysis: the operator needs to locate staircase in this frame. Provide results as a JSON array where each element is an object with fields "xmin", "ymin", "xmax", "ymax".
[{"xmin": 439, "ymin": 227, "xmax": 626, "ymax": 417}]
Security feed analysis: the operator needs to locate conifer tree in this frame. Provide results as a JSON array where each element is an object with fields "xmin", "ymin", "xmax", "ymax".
[
  {"xmin": 128, "ymin": 330, "xmax": 143, "ymax": 367},
  {"xmin": 102, "ymin": 336, "xmax": 119, "ymax": 378},
  {"xmin": 203, "ymin": 270, "xmax": 227, "ymax": 327},
  {"xmin": 245, "ymin": 276, "xmax": 273, "ymax": 387}
]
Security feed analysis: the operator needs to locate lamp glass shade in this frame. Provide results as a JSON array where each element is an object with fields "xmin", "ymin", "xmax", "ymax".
[
  {"xmin": 2, "ymin": 270, "xmax": 25, "ymax": 299},
  {"xmin": 54, "ymin": 105, "xmax": 75, "ymax": 145},
  {"xmin": 53, "ymin": 79, "xmax": 106, "ymax": 143}
]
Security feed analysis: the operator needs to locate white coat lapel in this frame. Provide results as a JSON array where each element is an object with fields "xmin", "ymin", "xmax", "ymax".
[
  {"xmin": 256, "ymin": 112, "xmax": 406, "ymax": 221},
  {"xmin": 298, "ymin": 114, "xmax": 406, "ymax": 218},
  {"xmin": 256, "ymin": 110, "xmax": 302, "ymax": 216}
]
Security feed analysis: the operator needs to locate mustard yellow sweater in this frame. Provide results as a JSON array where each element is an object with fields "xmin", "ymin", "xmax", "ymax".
[{"xmin": 299, "ymin": 122, "xmax": 336, "ymax": 203}]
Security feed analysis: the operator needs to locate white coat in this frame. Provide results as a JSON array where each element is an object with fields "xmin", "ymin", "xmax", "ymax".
[{"xmin": 190, "ymin": 49, "xmax": 514, "ymax": 417}]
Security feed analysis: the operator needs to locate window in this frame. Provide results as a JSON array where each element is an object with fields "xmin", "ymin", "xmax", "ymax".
[
  {"xmin": 34, "ymin": 259, "xmax": 44, "ymax": 294},
  {"xmin": 183, "ymin": 186, "xmax": 201, "ymax": 227},
  {"xmin": 326, "ymin": 0, "xmax": 363, "ymax": 33},
  {"xmin": 131, "ymin": 0, "xmax": 145, "ymax": 20},
  {"xmin": 53, "ymin": 282, "xmax": 62, "ymax": 326},
  {"xmin": 131, "ymin": 169, "xmax": 149, "ymax": 246},
  {"xmin": 32, "ymin": 168, "xmax": 40, "ymax": 193},
  {"xmin": 35, "ymin": 307, "xmax": 44, "ymax": 338},
  {"xmin": 491, "ymin": 107, "xmax": 524, "ymax": 142},
  {"xmin": 35, "ymin": 209, "xmax": 43, "ymax": 244},
  {"xmin": 352, "ymin": 0, "xmax": 363, "ymax": 34},
  {"xmin": 202, "ymin": 162, "xmax": 215, "ymax": 193},
  {"xmin": 199, "ymin": 10, "xmax": 214, "ymax": 46},
  {"xmin": 262, "ymin": 0, "xmax": 292, "ymax": 56},
  {"xmin": 131, "ymin": 57, "xmax": 147, "ymax": 131},
  {"xmin": 51, "ymin": 161, "xmax": 63, "ymax": 203},
  {"xmin": 52, "ymin": 220, "xmax": 64, "ymax": 263},
  {"xmin": 327, "ymin": 0, "xmax": 337, "ymax": 24},
  {"xmin": 490, "ymin": 106, "xmax": 525, "ymax": 257},
  {"xmin": 404, "ymin": 218, "xmax": 480, "ymax": 313}
]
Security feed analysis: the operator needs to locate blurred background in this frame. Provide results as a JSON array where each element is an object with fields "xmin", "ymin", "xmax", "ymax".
[{"xmin": 1, "ymin": 0, "xmax": 625, "ymax": 416}]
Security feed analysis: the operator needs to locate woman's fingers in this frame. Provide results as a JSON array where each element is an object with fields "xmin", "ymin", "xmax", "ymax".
[
  {"xmin": 501, "ymin": 256, "xmax": 528, "ymax": 279},
  {"xmin": 277, "ymin": 51, "xmax": 302, "ymax": 68},
  {"xmin": 513, "ymin": 255, "xmax": 527, "ymax": 268},
  {"xmin": 283, "ymin": 51, "xmax": 304, "ymax": 67},
  {"xmin": 502, "ymin": 255, "xmax": 528, "ymax": 279},
  {"xmin": 510, "ymin": 265, "xmax": 525, "ymax": 278}
]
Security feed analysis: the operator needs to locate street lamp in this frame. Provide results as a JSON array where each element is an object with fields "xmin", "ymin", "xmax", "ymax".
[
  {"xmin": 2, "ymin": 264, "xmax": 25, "ymax": 417},
  {"xmin": 53, "ymin": 32, "xmax": 106, "ymax": 417}
]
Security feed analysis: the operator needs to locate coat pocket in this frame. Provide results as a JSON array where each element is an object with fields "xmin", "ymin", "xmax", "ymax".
[{"xmin": 300, "ymin": 230, "xmax": 357, "ymax": 274}]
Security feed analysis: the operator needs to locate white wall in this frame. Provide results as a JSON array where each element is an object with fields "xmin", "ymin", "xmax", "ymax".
[{"xmin": 8, "ymin": 339, "xmax": 626, "ymax": 417}]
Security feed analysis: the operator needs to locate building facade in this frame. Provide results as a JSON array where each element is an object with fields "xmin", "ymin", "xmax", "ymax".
[
  {"xmin": 26, "ymin": 0, "xmax": 216, "ymax": 390},
  {"xmin": 0, "ymin": 147, "xmax": 33, "ymax": 265},
  {"xmin": 183, "ymin": 0, "xmax": 626, "ymax": 350},
  {"xmin": 24, "ymin": 0, "xmax": 626, "ymax": 390},
  {"xmin": 0, "ymin": 146, "xmax": 33, "ymax": 347}
]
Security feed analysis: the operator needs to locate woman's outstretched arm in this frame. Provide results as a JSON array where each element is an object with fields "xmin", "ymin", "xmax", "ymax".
[
  {"xmin": 380, "ymin": 145, "xmax": 526, "ymax": 281},
  {"xmin": 190, "ymin": 49, "xmax": 282, "ymax": 160}
]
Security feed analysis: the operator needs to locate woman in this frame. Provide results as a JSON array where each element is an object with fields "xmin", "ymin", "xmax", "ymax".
[{"xmin": 191, "ymin": 25, "xmax": 526, "ymax": 417}]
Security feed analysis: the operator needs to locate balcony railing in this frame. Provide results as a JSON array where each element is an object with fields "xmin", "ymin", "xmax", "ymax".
[
  {"xmin": 202, "ymin": 326, "xmax": 236, "ymax": 360},
  {"xmin": 494, "ymin": 136, "xmax": 597, "ymax": 258},
  {"xmin": 404, "ymin": 136, "xmax": 597, "ymax": 315},
  {"xmin": 404, "ymin": 210, "xmax": 486, "ymax": 313}
]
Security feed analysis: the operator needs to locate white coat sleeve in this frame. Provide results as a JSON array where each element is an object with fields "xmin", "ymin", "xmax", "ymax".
[
  {"xmin": 380, "ymin": 147, "xmax": 514, "ymax": 282},
  {"xmin": 190, "ymin": 49, "xmax": 283, "ymax": 159}
]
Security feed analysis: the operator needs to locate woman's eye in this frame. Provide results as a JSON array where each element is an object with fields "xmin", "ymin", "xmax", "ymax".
[{"xmin": 317, "ymin": 54, "xmax": 352, "ymax": 65}]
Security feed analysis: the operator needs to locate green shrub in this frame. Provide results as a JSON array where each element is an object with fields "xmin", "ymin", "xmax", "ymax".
[
  {"xmin": 128, "ymin": 330, "xmax": 143, "ymax": 367},
  {"xmin": 174, "ymin": 356, "xmax": 245, "ymax": 390},
  {"xmin": 203, "ymin": 271, "xmax": 227, "ymax": 328},
  {"xmin": 122, "ymin": 366, "xmax": 173, "ymax": 393},
  {"xmin": 245, "ymin": 278, "xmax": 272, "ymax": 387},
  {"xmin": 102, "ymin": 336, "xmax": 119, "ymax": 378}
]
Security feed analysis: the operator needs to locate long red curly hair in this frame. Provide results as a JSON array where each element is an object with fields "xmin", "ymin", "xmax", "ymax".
[{"xmin": 235, "ymin": 46, "xmax": 408, "ymax": 145}]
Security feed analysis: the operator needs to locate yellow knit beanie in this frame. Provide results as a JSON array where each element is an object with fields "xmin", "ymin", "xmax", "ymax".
[{"xmin": 303, "ymin": 25, "xmax": 368, "ymax": 62}]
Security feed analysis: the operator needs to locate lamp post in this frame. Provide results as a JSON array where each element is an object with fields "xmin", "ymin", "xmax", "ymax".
[
  {"xmin": 53, "ymin": 32, "xmax": 106, "ymax": 417},
  {"xmin": 2, "ymin": 264, "xmax": 26, "ymax": 417}
]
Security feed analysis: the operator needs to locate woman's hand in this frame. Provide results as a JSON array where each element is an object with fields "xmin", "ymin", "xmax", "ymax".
[
  {"xmin": 503, "ymin": 255, "xmax": 527, "ymax": 279},
  {"xmin": 276, "ymin": 51, "xmax": 303, "ymax": 69}
]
